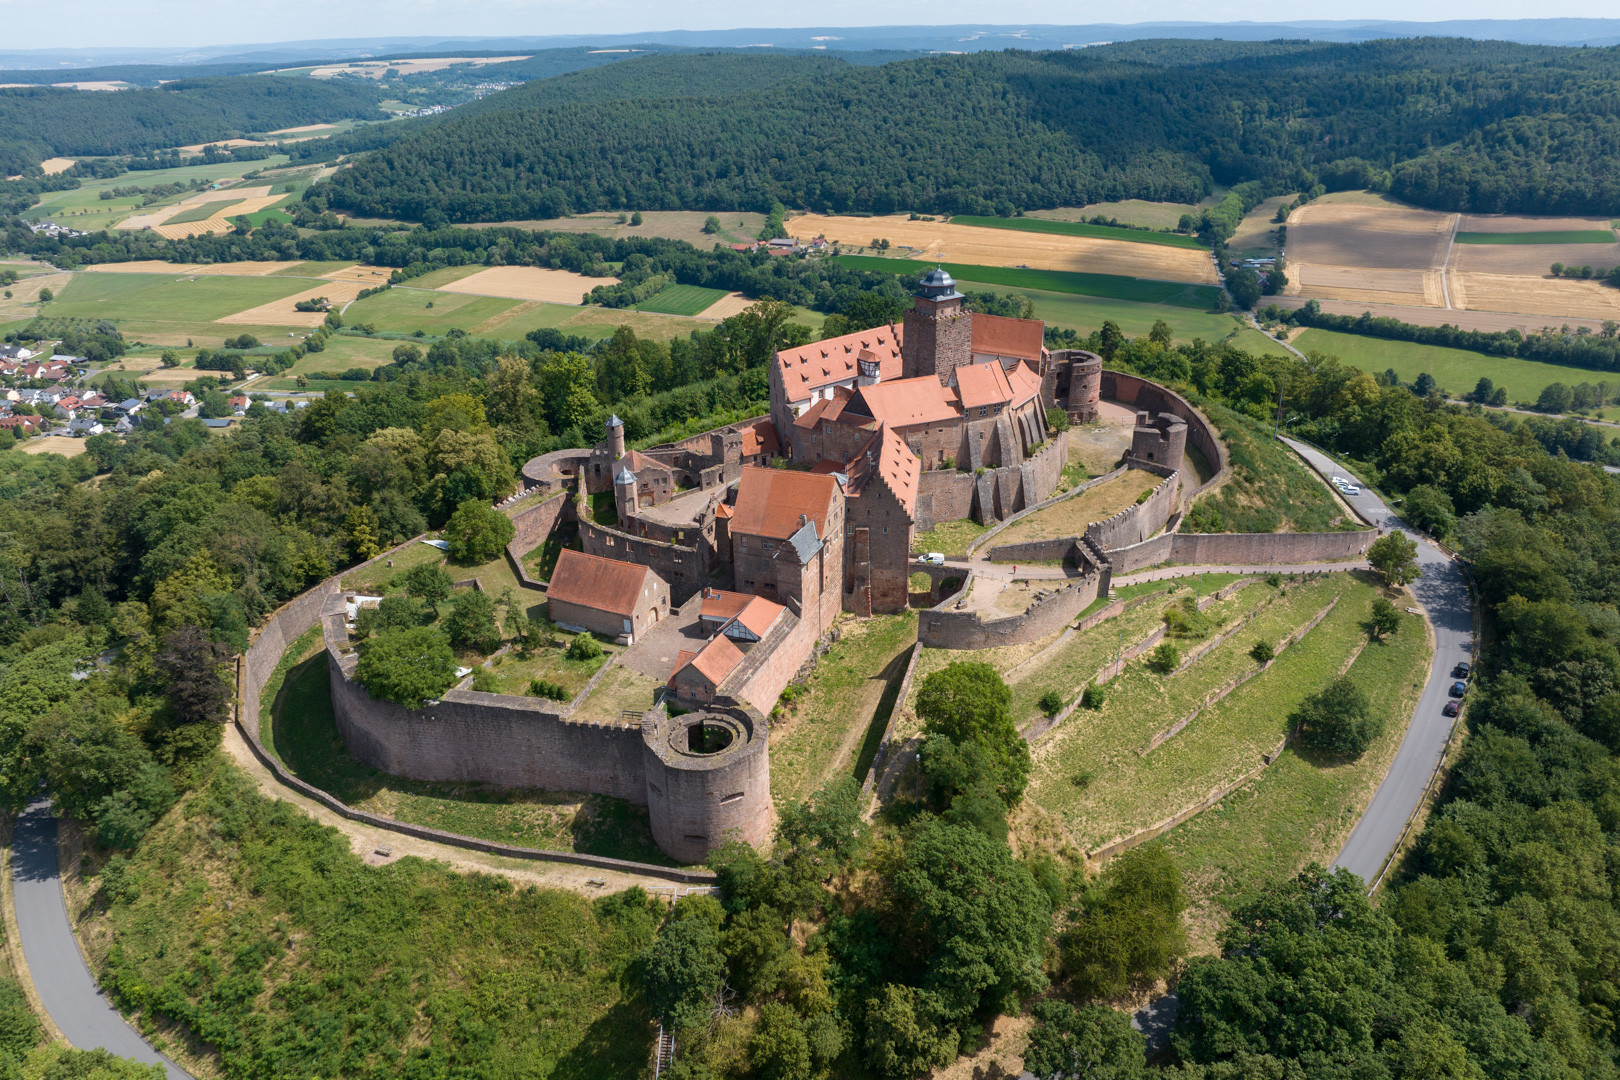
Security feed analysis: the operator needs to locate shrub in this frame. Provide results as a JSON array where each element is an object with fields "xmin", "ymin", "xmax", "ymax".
[
  {"xmin": 1147, "ymin": 642, "xmax": 1180, "ymax": 674},
  {"xmin": 567, "ymin": 634, "xmax": 603, "ymax": 661},
  {"xmin": 469, "ymin": 667, "xmax": 499, "ymax": 692},
  {"xmin": 528, "ymin": 678, "xmax": 568, "ymax": 700},
  {"xmin": 1081, "ymin": 682, "xmax": 1105, "ymax": 709},
  {"xmin": 1250, "ymin": 640, "xmax": 1275, "ymax": 664},
  {"xmin": 1295, "ymin": 677, "xmax": 1381, "ymax": 758},
  {"xmin": 1039, "ymin": 690, "xmax": 1065, "ymax": 716}
]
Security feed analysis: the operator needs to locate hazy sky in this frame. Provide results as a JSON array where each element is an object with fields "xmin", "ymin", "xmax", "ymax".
[{"xmin": 4, "ymin": 1, "xmax": 1619, "ymax": 52}]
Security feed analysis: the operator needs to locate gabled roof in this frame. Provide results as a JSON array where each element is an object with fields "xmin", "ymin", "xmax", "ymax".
[
  {"xmin": 867, "ymin": 425, "xmax": 920, "ymax": 515},
  {"xmin": 700, "ymin": 588, "xmax": 752, "ymax": 623},
  {"xmin": 683, "ymin": 634, "xmax": 745, "ymax": 688},
  {"xmin": 786, "ymin": 519, "xmax": 823, "ymax": 564},
  {"xmin": 727, "ymin": 595, "xmax": 787, "ymax": 640},
  {"xmin": 954, "ymin": 360, "xmax": 1015, "ymax": 410},
  {"xmin": 844, "ymin": 376, "xmax": 959, "ymax": 428},
  {"xmin": 731, "ymin": 466, "xmax": 837, "ymax": 542},
  {"xmin": 1005, "ymin": 359, "xmax": 1044, "ymax": 408},
  {"xmin": 738, "ymin": 419, "xmax": 779, "ymax": 458},
  {"xmin": 546, "ymin": 549, "xmax": 662, "ymax": 618},
  {"xmin": 971, "ymin": 312, "xmax": 1046, "ymax": 362},
  {"xmin": 775, "ymin": 326, "xmax": 904, "ymax": 403},
  {"xmin": 621, "ymin": 448, "xmax": 671, "ymax": 475}
]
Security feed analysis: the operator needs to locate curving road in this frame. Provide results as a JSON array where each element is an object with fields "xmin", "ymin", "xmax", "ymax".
[
  {"xmin": 11, "ymin": 798, "xmax": 193, "ymax": 1080},
  {"xmin": 1279, "ymin": 437, "xmax": 1475, "ymax": 887}
]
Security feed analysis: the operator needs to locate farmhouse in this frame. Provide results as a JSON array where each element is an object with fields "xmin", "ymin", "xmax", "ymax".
[{"xmin": 545, "ymin": 548, "xmax": 671, "ymax": 644}]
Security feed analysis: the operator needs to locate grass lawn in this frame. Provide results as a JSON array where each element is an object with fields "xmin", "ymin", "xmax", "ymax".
[
  {"xmin": 570, "ymin": 664, "xmax": 662, "ymax": 725},
  {"xmin": 1455, "ymin": 229, "xmax": 1616, "ymax": 244},
  {"xmin": 950, "ymin": 215, "xmax": 1208, "ymax": 249},
  {"xmin": 48, "ymin": 271, "xmax": 312, "ymax": 345},
  {"xmin": 483, "ymin": 643, "xmax": 608, "ymax": 699},
  {"xmin": 1158, "ymin": 596, "xmax": 1430, "ymax": 947},
  {"xmin": 163, "ymin": 198, "xmax": 245, "ymax": 225},
  {"xmin": 345, "ymin": 287, "xmax": 521, "ymax": 335},
  {"xmin": 260, "ymin": 624, "xmax": 671, "ymax": 865},
  {"xmin": 990, "ymin": 470, "xmax": 1164, "ymax": 549},
  {"xmin": 242, "ymin": 208, "xmax": 294, "ymax": 228},
  {"xmin": 1186, "ymin": 402, "xmax": 1362, "ymax": 534},
  {"xmin": 1291, "ymin": 327, "xmax": 1613, "ymax": 404},
  {"xmin": 281, "ymin": 334, "xmax": 402, "ymax": 376},
  {"xmin": 833, "ymin": 255, "xmax": 1223, "ymax": 309},
  {"xmin": 634, "ymin": 283, "xmax": 730, "ymax": 316},
  {"xmin": 1027, "ymin": 573, "xmax": 1405, "ymax": 855},
  {"xmin": 912, "ymin": 517, "xmax": 992, "ymax": 557},
  {"xmin": 769, "ymin": 612, "xmax": 918, "ymax": 806},
  {"xmin": 956, "ymin": 281, "xmax": 1249, "ymax": 342},
  {"xmin": 1026, "ymin": 198, "xmax": 1216, "ymax": 232}
]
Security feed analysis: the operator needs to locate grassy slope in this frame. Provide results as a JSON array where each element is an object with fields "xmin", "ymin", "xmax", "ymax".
[
  {"xmin": 1292, "ymin": 327, "xmax": 1611, "ymax": 403},
  {"xmin": 950, "ymin": 214, "xmax": 1208, "ymax": 249},
  {"xmin": 634, "ymin": 283, "xmax": 729, "ymax": 316},
  {"xmin": 1188, "ymin": 402, "xmax": 1361, "ymax": 534},
  {"xmin": 831, "ymin": 255, "xmax": 1222, "ymax": 309},
  {"xmin": 912, "ymin": 518, "xmax": 993, "ymax": 557},
  {"xmin": 85, "ymin": 763, "xmax": 655, "ymax": 1079}
]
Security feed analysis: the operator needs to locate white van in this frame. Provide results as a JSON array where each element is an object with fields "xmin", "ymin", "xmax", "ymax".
[{"xmin": 922, "ymin": 552, "xmax": 946, "ymax": 566}]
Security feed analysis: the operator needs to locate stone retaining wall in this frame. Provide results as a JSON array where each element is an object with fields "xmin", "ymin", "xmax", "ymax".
[
  {"xmin": 918, "ymin": 573, "xmax": 1104, "ymax": 650},
  {"xmin": 1101, "ymin": 370, "xmax": 1226, "ymax": 497}
]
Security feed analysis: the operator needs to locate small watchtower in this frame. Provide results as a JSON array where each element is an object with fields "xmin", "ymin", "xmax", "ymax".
[{"xmin": 1129, "ymin": 411, "xmax": 1187, "ymax": 471}]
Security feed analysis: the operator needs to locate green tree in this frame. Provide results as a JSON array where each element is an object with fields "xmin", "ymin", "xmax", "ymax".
[
  {"xmin": 1250, "ymin": 640, "xmax": 1275, "ymax": 664},
  {"xmin": 1098, "ymin": 321, "xmax": 1124, "ymax": 361},
  {"xmin": 355, "ymin": 626, "xmax": 456, "ymax": 708},
  {"xmin": 443, "ymin": 588, "xmax": 500, "ymax": 653},
  {"xmin": 37, "ymin": 287, "xmax": 52, "ymax": 303},
  {"xmin": 1024, "ymin": 1001, "xmax": 1146, "ymax": 1080},
  {"xmin": 1369, "ymin": 597, "xmax": 1401, "ymax": 641},
  {"xmin": 1147, "ymin": 641, "xmax": 1180, "ymax": 674},
  {"xmin": 1148, "ymin": 319, "xmax": 1173, "ymax": 348},
  {"xmin": 442, "ymin": 499, "xmax": 515, "ymax": 565},
  {"xmin": 1470, "ymin": 376, "xmax": 1496, "ymax": 403},
  {"xmin": 402, "ymin": 562, "xmax": 454, "ymax": 605},
  {"xmin": 159, "ymin": 349, "xmax": 181, "ymax": 368},
  {"xmin": 702, "ymin": 215, "xmax": 721, "ymax": 234},
  {"xmin": 750, "ymin": 1002, "xmax": 814, "ymax": 1080},
  {"xmin": 1295, "ymin": 677, "xmax": 1381, "ymax": 758},
  {"xmin": 1060, "ymin": 845, "xmax": 1186, "ymax": 1000},
  {"xmin": 639, "ymin": 916, "xmax": 725, "ymax": 1031},
  {"xmin": 1368, "ymin": 531, "xmax": 1421, "ymax": 587},
  {"xmin": 863, "ymin": 985, "xmax": 957, "ymax": 1080},
  {"xmin": 778, "ymin": 774, "xmax": 866, "ymax": 874},
  {"xmin": 1537, "ymin": 382, "xmax": 1574, "ymax": 413},
  {"xmin": 630, "ymin": 211, "xmax": 643, "ymax": 226},
  {"xmin": 916, "ymin": 662, "xmax": 1029, "ymax": 806},
  {"xmin": 1403, "ymin": 484, "xmax": 1456, "ymax": 538}
]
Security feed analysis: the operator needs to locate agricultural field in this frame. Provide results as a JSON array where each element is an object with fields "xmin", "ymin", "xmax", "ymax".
[
  {"xmin": 161, "ymin": 197, "xmax": 247, "ymax": 225},
  {"xmin": 959, "ymin": 280, "xmax": 1269, "ymax": 342},
  {"xmin": 949, "ymin": 215, "xmax": 1208, "ymax": 249},
  {"xmin": 1455, "ymin": 230, "xmax": 1616, "ymax": 245},
  {"xmin": 1265, "ymin": 294, "xmax": 1610, "ymax": 336},
  {"xmin": 119, "ymin": 185, "xmax": 291, "ymax": 240},
  {"xmin": 469, "ymin": 209, "xmax": 768, "ymax": 247},
  {"xmin": 47, "ymin": 270, "xmax": 317, "ymax": 345},
  {"xmin": 836, "ymin": 255, "xmax": 1222, "ymax": 309},
  {"xmin": 634, "ymin": 283, "xmax": 730, "ymax": 316},
  {"xmin": 437, "ymin": 265, "xmax": 620, "ymax": 305},
  {"xmin": 1290, "ymin": 328, "xmax": 1618, "ymax": 405},
  {"xmin": 219, "ymin": 279, "xmax": 370, "ymax": 327},
  {"xmin": 794, "ymin": 212, "xmax": 1222, "ymax": 285},
  {"xmin": 1226, "ymin": 195, "xmax": 1292, "ymax": 260},
  {"xmin": 990, "ymin": 469, "xmax": 1165, "ymax": 549},
  {"xmin": 1025, "ymin": 196, "xmax": 1218, "ymax": 233},
  {"xmin": 20, "ymin": 155, "xmax": 293, "ymax": 230}
]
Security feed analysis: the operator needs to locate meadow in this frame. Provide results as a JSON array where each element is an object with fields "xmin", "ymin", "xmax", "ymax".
[
  {"xmin": 832, "ymin": 255, "xmax": 1223, "ymax": 309},
  {"xmin": 633, "ymin": 283, "xmax": 730, "ymax": 316},
  {"xmin": 1026, "ymin": 195, "xmax": 1218, "ymax": 232},
  {"xmin": 49, "ymin": 271, "xmax": 314, "ymax": 344},
  {"xmin": 1455, "ymin": 229, "xmax": 1617, "ymax": 245},
  {"xmin": 22, "ymin": 155, "xmax": 293, "ymax": 230},
  {"xmin": 950, "ymin": 214, "xmax": 1208, "ymax": 249}
]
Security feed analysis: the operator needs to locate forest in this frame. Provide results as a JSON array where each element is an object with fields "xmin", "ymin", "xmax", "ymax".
[
  {"xmin": 306, "ymin": 39, "xmax": 1620, "ymax": 222},
  {"xmin": 0, "ymin": 76, "xmax": 387, "ymax": 176},
  {"xmin": 2, "ymin": 267, "xmax": 1620, "ymax": 1074}
]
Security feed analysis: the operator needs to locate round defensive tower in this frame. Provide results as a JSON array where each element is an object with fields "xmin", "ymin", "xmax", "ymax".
[
  {"xmin": 642, "ymin": 704, "xmax": 772, "ymax": 863},
  {"xmin": 1054, "ymin": 349, "xmax": 1103, "ymax": 423}
]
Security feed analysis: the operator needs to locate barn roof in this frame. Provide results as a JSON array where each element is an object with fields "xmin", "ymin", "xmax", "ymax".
[{"xmin": 546, "ymin": 549, "xmax": 660, "ymax": 618}]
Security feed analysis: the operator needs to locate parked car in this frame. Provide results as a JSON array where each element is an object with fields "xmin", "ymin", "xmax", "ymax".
[
  {"xmin": 1331, "ymin": 476, "xmax": 1349, "ymax": 487},
  {"xmin": 1453, "ymin": 662, "xmax": 1472, "ymax": 679},
  {"xmin": 1450, "ymin": 681, "xmax": 1469, "ymax": 697},
  {"xmin": 921, "ymin": 552, "xmax": 945, "ymax": 566},
  {"xmin": 1342, "ymin": 484, "xmax": 1362, "ymax": 496},
  {"xmin": 1443, "ymin": 700, "xmax": 1461, "ymax": 717}
]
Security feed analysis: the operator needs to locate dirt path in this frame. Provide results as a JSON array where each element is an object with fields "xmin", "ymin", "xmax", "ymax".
[
  {"xmin": 220, "ymin": 722, "xmax": 695, "ymax": 897},
  {"xmin": 1440, "ymin": 213, "xmax": 1460, "ymax": 308}
]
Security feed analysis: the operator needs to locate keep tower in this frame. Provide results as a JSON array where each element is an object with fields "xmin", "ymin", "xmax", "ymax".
[{"xmin": 902, "ymin": 267, "xmax": 973, "ymax": 384}]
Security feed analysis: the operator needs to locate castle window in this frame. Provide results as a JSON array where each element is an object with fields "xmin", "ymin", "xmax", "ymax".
[
  {"xmin": 979, "ymin": 407, "xmax": 987, "ymax": 417},
  {"xmin": 720, "ymin": 792, "xmax": 745, "ymax": 804}
]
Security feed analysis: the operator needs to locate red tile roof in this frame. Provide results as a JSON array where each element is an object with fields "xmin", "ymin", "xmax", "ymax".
[
  {"xmin": 971, "ymin": 313, "xmax": 1045, "ymax": 361},
  {"xmin": 685, "ymin": 634, "xmax": 745, "ymax": 686},
  {"xmin": 954, "ymin": 361, "xmax": 1016, "ymax": 410},
  {"xmin": 546, "ymin": 549, "xmax": 661, "ymax": 618},
  {"xmin": 739, "ymin": 419, "xmax": 780, "ymax": 458},
  {"xmin": 775, "ymin": 326, "xmax": 904, "ymax": 404},
  {"xmin": 668, "ymin": 649, "xmax": 699, "ymax": 687},
  {"xmin": 700, "ymin": 588, "xmax": 752, "ymax": 623},
  {"xmin": 869, "ymin": 426, "xmax": 920, "ymax": 515},
  {"xmin": 731, "ymin": 466, "xmax": 838, "ymax": 541},
  {"xmin": 621, "ymin": 448, "xmax": 671, "ymax": 475},
  {"xmin": 731, "ymin": 595, "xmax": 786, "ymax": 638},
  {"xmin": 846, "ymin": 376, "xmax": 959, "ymax": 428}
]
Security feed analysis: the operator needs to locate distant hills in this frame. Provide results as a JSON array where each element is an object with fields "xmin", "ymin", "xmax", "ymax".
[{"xmin": 5, "ymin": 19, "xmax": 1620, "ymax": 71}]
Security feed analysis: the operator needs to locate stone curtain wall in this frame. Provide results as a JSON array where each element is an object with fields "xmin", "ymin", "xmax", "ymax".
[
  {"xmin": 911, "ymin": 432, "xmax": 1069, "ymax": 532},
  {"xmin": 983, "ymin": 538, "xmax": 1081, "ymax": 564},
  {"xmin": 504, "ymin": 491, "xmax": 571, "ymax": 588},
  {"xmin": 1164, "ymin": 529, "xmax": 1374, "ymax": 566},
  {"xmin": 918, "ymin": 573, "xmax": 1104, "ymax": 650},
  {"xmin": 578, "ymin": 516, "xmax": 708, "ymax": 603},
  {"xmin": 1084, "ymin": 469, "xmax": 1181, "ymax": 553},
  {"xmin": 1101, "ymin": 370, "xmax": 1227, "ymax": 497}
]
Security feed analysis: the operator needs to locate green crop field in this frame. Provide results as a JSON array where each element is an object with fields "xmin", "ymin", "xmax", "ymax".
[
  {"xmin": 50, "ymin": 271, "xmax": 313, "ymax": 344},
  {"xmin": 345, "ymin": 287, "xmax": 522, "ymax": 334},
  {"xmin": 242, "ymin": 208, "xmax": 294, "ymax": 228},
  {"xmin": 954, "ymin": 280, "xmax": 1264, "ymax": 345},
  {"xmin": 634, "ymin": 283, "xmax": 729, "ymax": 316},
  {"xmin": 832, "ymin": 254, "xmax": 1223, "ymax": 309},
  {"xmin": 1291, "ymin": 328, "xmax": 1613, "ymax": 404},
  {"xmin": 163, "ymin": 198, "xmax": 245, "ymax": 225},
  {"xmin": 1454, "ymin": 229, "xmax": 1617, "ymax": 244},
  {"xmin": 950, "ymin": 215, "xmax": 1209, "ymax": 249}
]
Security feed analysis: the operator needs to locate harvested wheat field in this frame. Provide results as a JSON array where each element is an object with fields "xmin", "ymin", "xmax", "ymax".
[
  {"xmin": 268, "ymin": 124, "xmax": 337, "ymax": 136},
  {"xmin": 1286, "ymin": 203, "xmax": 1456, "ymax": 270},
  {"xmin": 1451, "ymin": 243, "xmax": 1620, "ymax": 275},
  {"xmin": 787, "ymin": 213, "xmax": 1220, "ymax": 284},
  {"xmin": 39, "ymin": 158, "xmax": 76, "ymax": 175},
  {"xmin": 81, "ymin": 260, "xmax": 304, "ymax": 276},
  {"xmin": 176, "ymin": 138, "xmax": 266, "ymax": 154},
  {"xmin": 1456, "ymin": 214, "xmax": 1617, "ymax": 235},
  {"xmin": 1265, "ymin": 295, "xmax": 1607, "ymax": 335},
  {"xmin": 217, "ymin": 280, "xmax": 369, "ymax": 326},
  {"xmin": 1450, "ymin": 273, "xmax": 1620, "ymax": 321},
  {"xmin": 436, "ymin": 266, "xmax": 618, "ymax": 305},
  {"xmin": 296, "ymin": 56, "xmax": 528, "ymax": 79},
  {"xmin": 116, "ymin": 186, "xmax": 283, "ymax": 239},
  {"xmin": 695, "ymin": 292, "xmax": 757, "ymax": 319},
  {"xmin": 1287, "ymin": 264, "xmax": 1442, "ymax": 307},
  {"xmin": 321, "ymin": 264, "xmax": 395, "ymax": 284}
]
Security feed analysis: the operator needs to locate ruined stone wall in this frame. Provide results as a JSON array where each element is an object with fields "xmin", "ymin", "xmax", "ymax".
[
  {"xmin": 1101, "ymin": 370, "xmax": 1226, "ymax": 496},
  {"xmin": 918, "ymin": 573, "xmax": 1103, "ymax": 650},
  {"xmin": 503, "ymin": 491, "xmax": 571, "ymax": 588},
  {"xmin": 579, "ymin": 514, "xmax": 709, "ymax": 603},
  {"xmin": 915, "ymin": 470, "xmax": 974, "ymax": 533}
]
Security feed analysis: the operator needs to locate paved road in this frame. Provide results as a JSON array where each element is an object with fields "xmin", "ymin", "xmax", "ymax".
[
  {"xmin": 1279, "ymin": 437, "xmax": 1475, "ymax": 887},
  {"xmin": 12, "ymin": 798, "xmax": 193, "ymax": 1079}
]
